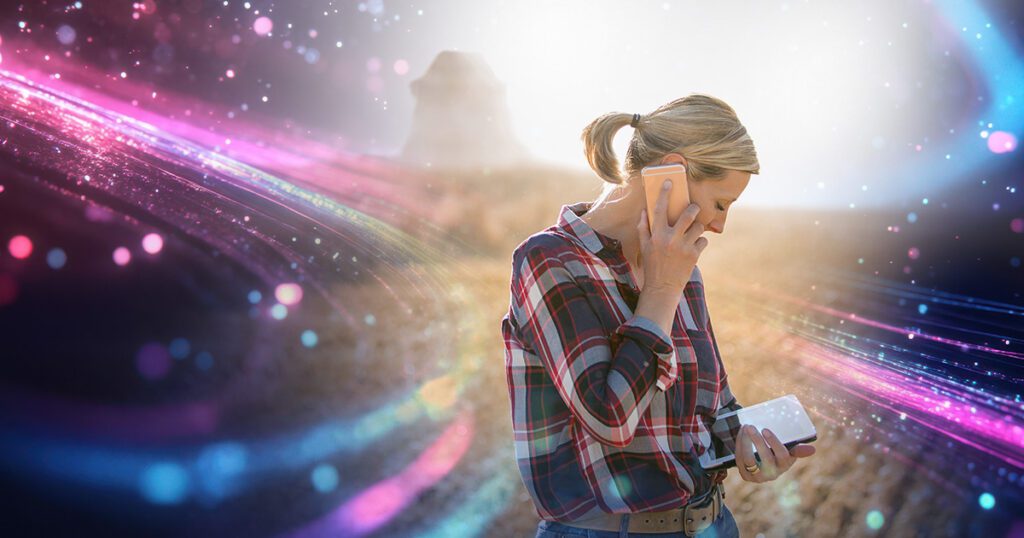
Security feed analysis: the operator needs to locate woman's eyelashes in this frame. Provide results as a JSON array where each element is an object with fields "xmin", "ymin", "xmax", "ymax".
[{"xmin": 715, "ymin": 202, "xmax": 725, "ymax": 211}]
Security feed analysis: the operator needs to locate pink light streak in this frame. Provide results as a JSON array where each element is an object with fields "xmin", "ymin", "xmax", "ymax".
[
  {"xmin": 734, "ymin": 280, "xmax": 1024, "ymax": 469},
  {"xmin": 288, "ymin": 409, "xmax": 475, "ymax": 538}
]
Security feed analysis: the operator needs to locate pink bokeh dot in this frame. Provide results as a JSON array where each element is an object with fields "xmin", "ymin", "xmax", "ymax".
[
  {"xmin": 987, "ymin": 131, "xmax": 1017, "ymax": 154},
  {"xmin": 8, "ymin": 235, "xmax": 32, "ymax": 259},
  {"xmin": 253, "ymin": 16, "xmax": 273, "ymax": 36},
  {"xmin": 1011, "ymin": 218, "xmax": 1024, "ymax": 233},
  {"xmin": 393, "ymin": 59, "xmax": 409, "ymax": 75},
  {"xmin": 113, "ymin": 246, "xmax": 131, "ymax": 266},
  {"xmin": 908, "ymin": 247, "xmax": 920, "ymax": 260},
  {"xmin": 142, "ymin": 233, "xmax": 164, "ymax": 254},
  {"xmin": 366, "ymin": 57, "xmax": 381, "ymax": 72},
  {"xmin": 275, "ymin": 282, "xmax": 303, "ymax": 306},
  {"xmin": 136, "ymin": 342, "xmax": 171, "ymax": 380}
]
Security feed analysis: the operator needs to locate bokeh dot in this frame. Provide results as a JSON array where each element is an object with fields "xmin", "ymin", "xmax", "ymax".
[
  {"xmin": 139, "ymin": 462, "xmax": 189, "ymax": 505},
  {"xmin": 866, "ymin": 510, "xmax": 885, "ymax": 530},
  {"xmin": 253, "ymin": 16, "xmax": 273, "ymax": 35},
  {"xmin": 56, "ymin": 24, "xmax": 76, "ymax": 45},
  {"xmin": 8, "ymin": 235, "xmax": 32, "ymax": 259},
  {"xmin": 906, "ymin": 212, "xmax": 917, "ymax": 223},
  {"xmin": 113, "ymin": 246, "xmax": 132, "ymax": 266},
  {"xmin": 248, "ymin": 290, "xmax": 262, "ymax": 304},
  {"xmin": 195, "ymin": 351, "xmax": 214, "ymax": 371},
  {"xmin": 311, "ymin": 463, "xmax": 339, "ymax": 493},
  {"xmin": 979, "ymin": 492, "xmax": 996, "ymax": 509},
  {"xmin": 918, "ymin": 303, "xmax": 928, "ymax": 314},
  {"xmin": 270, "ymin": 303, "xmax": 288, "ymax": 320},
  {"xmin": 987, "ymin": 131, "xmax": 1017, "ymax": 154},
  {"xmin": 275, "ymin": 282, "xmax": 303, "ymax": 305},
  {"xmin": 907, "ymin": 247, "xmax": 920, "ymax": 260},
  {"xmin": 301, "ymin": 329, "xmax": 318, "ymax": 348},
  {"xmin": 1011, "ymin": 218, "xmax": 1024, "ymax": 233},
  {"xmin": 46, "ymin": 248, "xmax": 67, "ymax": 269},
  {"xmin": 142, "ymin": 233, "xmax": 164, "ymax": 254},
  {"xmin": 169, "ymin": 338, "xmax": 190, "ymax": 360},
  {"xmin": 137, "ymin": 342, "xmax": 172, "ymax": 380}
]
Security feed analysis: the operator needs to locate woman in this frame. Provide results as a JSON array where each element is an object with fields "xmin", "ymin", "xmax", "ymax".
[{"xmin": 501, "ymin": 94, "xmax": 816, "ymax": 537}]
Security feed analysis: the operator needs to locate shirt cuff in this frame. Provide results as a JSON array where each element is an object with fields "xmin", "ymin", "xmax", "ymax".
[{"xmin": 616, "ymin": 315, "xmax": 678, "ymax": 391}]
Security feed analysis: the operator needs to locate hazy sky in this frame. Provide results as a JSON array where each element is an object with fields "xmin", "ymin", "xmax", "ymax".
[{"xmin": 371, "ymin": 0, "xmax": 997, "ymax": 209}]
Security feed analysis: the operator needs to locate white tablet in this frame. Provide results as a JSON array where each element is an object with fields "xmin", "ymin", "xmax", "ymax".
[{"xmin": 697, "ymin": 394, "xmax": 817, "ymax": 471}]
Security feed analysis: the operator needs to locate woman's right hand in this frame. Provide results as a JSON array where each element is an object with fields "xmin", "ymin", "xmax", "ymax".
[{"xmin": 636, "ymin": 179, "xmax": 708, "ymax": 293}]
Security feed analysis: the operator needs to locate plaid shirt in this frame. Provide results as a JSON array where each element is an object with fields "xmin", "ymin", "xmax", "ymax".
[{"xmin": 501, "ymin": 201, "xmax": 744, "ymax": 522}]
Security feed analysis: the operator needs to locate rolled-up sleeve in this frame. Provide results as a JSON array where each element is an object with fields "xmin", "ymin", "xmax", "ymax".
[{"xmin": 511, "ymin": 244, "xmax": 681, "ymax": 448}]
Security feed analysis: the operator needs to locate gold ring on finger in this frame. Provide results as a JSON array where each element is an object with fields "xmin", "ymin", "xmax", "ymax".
[{"xmin": 744, "ymin": 463, "xmax": 760, "ymax": 474}]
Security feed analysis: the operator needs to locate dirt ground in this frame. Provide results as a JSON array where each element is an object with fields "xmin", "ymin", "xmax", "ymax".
[{"xmin": 390, "ymin": 163, "xmax": 989, "ymax": 538}]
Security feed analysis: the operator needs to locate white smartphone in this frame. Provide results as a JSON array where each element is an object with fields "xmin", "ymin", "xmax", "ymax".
[{"xmin": 697, "ymin": 394, "xmax": 818, "ymax": 471}]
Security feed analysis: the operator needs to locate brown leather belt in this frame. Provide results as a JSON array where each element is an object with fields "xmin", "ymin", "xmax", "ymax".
[{"xmin": 543, "ymin": 483, "xmax": 725, "ymax": 536}]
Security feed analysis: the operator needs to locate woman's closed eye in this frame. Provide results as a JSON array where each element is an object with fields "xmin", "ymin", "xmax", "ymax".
[{"xmin": 715, "ymin": 202, "xmax": 725, "ymax": 211}]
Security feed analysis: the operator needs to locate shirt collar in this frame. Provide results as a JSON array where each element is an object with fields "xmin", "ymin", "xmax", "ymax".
[
  {"xmin": 555, "ymin": 201, "xmax": 622, "ymax": 255},
  {"xmin": 555, "ymin": 201, "xmax": 703, "ymax": 284}
]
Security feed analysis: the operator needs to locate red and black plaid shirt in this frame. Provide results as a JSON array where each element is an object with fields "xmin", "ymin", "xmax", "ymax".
[{"xmin": 501, "ymin": 201, "xmax": 744, "ymax": 522}]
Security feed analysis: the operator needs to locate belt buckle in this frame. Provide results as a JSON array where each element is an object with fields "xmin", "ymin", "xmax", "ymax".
[{"xmin": 683, "ymin": 485, "xmax": 721, "ymax": 537}]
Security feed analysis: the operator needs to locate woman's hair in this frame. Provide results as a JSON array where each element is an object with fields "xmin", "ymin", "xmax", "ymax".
[{"xmin": 580, "ymin": 93, "xmax": 760, "ymax": 188}]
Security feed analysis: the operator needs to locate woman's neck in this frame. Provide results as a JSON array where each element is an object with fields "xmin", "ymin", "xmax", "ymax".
[{"xmin": 581, "ymin": 180, "xmax": 646, "ymax": 274}]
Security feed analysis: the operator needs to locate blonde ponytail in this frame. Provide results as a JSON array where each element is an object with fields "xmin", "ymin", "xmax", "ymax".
[{"xmin": 580, "ymin": 93, "xmax": 760, "ymax": 187}]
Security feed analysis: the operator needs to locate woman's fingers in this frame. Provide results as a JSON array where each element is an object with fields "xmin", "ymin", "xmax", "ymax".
[
  {"xmin": 790, "ymin": 444, "xmax": 817, "ymax": 458},
  {"xmin": 746, "ymin": 426, "xmax": 778, "ymax": 475},
  {"xmin": 761, "ymin": 428, "xmax": 794, "ymax": 472},
  {"xmin": 654, "ymin": 180, "xmax": 672, "ymax": 232},
  {"xmin": 735, "ymin": 426, "xmax": 762, "ymax": 483}
]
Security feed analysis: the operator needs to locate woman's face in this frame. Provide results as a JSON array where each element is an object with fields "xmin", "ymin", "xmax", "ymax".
[{"xmin": 656, "ymin": 153, "xmax": 751, "ymax": 235}]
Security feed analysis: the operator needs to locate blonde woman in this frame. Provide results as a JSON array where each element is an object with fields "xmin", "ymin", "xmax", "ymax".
[{"xmin": 502, "ymin": 94, "xmax": 816, "ymax": 537}]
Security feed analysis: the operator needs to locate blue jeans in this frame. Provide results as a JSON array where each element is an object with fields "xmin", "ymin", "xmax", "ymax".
[{"xmin": 534, "ymin": 503, "xmax": 740, "ymax": 538}]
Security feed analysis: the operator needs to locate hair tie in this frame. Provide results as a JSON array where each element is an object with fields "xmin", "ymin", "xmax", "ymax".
[{"xmin": 630, "ymin": 113, "xmax": 641, "ymax": 128}]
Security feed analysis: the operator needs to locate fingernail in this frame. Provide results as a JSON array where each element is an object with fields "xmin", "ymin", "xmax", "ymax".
[{"xmin": 663, "ymin": 180, "xmax": 671, "ymax": 190}]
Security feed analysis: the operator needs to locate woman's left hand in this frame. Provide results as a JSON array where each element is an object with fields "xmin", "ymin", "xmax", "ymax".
[{"xmin": 734, "ymin": 425, "xmax": 816, "ymax": 483}]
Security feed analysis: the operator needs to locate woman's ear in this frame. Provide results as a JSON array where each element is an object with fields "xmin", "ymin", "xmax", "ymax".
[{"xmin": 659, "ymin": 152, "xmax": 687, "ymax": 168}]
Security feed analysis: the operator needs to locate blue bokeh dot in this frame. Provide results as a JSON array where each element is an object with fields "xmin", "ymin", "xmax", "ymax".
[
  {"xmin": 47, "ymin": 248, "xmax": 67, "ymax": 269},
  {"xmin": 169, "ymin": 338, "xmax": 190, "ymax": 359},
  {"xmin": 195, "ymin": 351, "xmax": 214, "ymax": 371},
  {"xmin": 979, "ymin": 492, "xmax": 995, "ymax": 509},
  {"xmin": 311, "ymin": 463, "xmax": 339, "ymax": 493},
  {"xmin": 270, "ymin": 303, "xmax": 288, "ymax": 320},
  {"xmin": 301, "ymin": 330, "xmax": 318, "ymax": 348},
  {"xmin": 918, "ymin": 304, "xmax": 928, "ymax": 315},
  {"xmin": 139, "ymin": 462, "xmax": 189, "ymax": 505}
]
